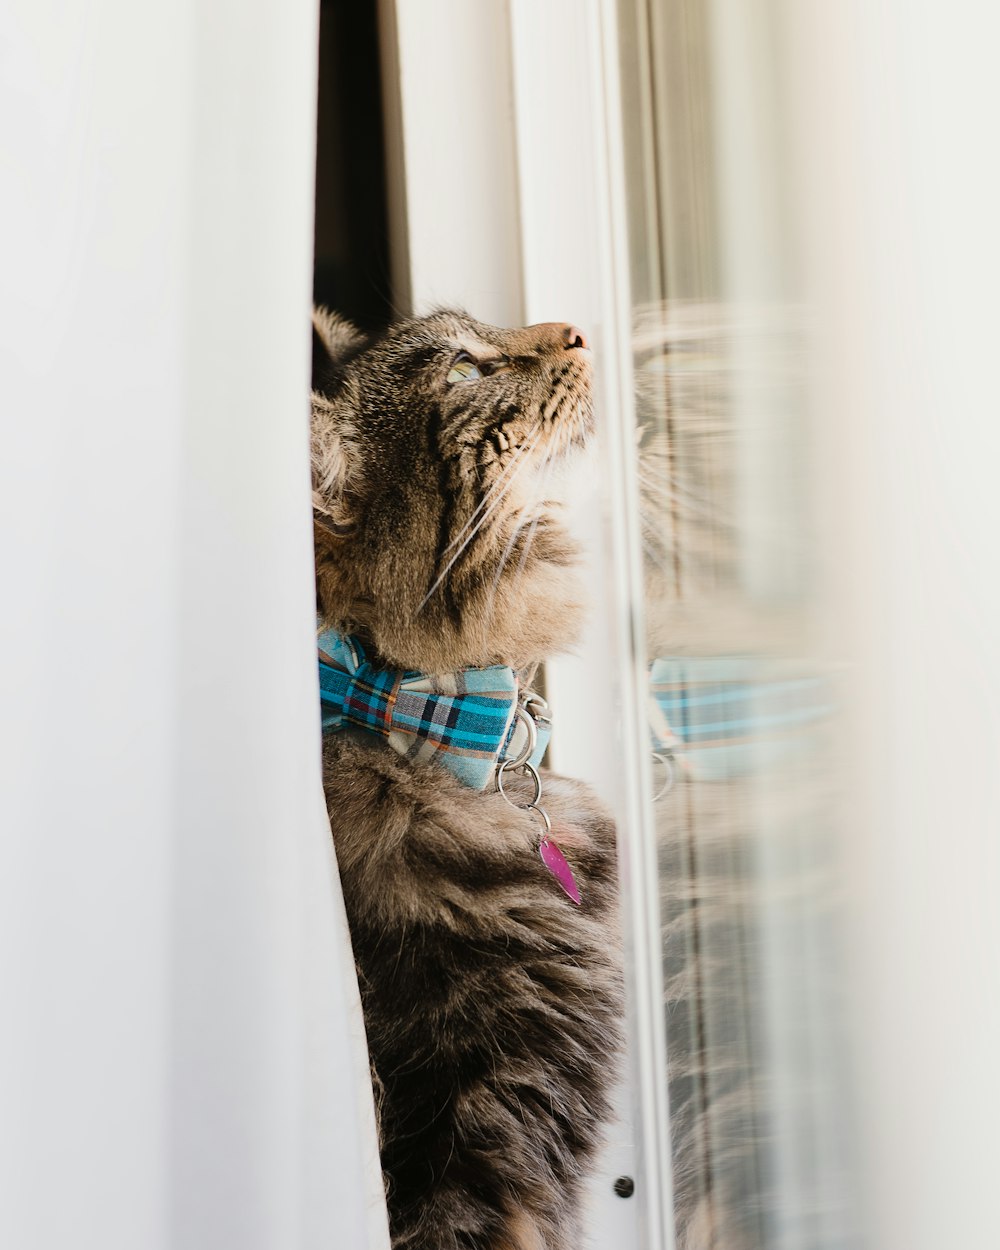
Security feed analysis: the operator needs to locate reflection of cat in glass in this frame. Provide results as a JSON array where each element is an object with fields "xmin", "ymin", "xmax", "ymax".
[
  {"xmin": 311, "ymin": 308, "xmax": 623, "ymax": 1250},
  {"xmin": 637, "ymin": 304, "xmax": 846, "ymax": 1250}
]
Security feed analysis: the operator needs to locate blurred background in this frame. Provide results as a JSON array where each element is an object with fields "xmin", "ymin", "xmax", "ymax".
[{"xmin": 3, "ymin": 2, "xmax": 999, "ymax": 1248}]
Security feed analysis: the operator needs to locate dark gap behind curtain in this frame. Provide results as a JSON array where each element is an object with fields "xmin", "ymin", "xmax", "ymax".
[{"xmin": 314, "ymin": 0, "xmax": 392, "ymax": 333}]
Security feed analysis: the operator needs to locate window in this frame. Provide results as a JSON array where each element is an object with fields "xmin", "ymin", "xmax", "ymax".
[
  {"xmin": 617, "ymin": 4, "xmax": 854, "ymax": 1247},
  {"xmin": 379, "ymin": 2, "xmax": 855, "ymax": 1246}
]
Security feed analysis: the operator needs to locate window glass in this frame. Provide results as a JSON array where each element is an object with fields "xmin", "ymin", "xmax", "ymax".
[{"xmin": 617, "ymin": 3, "xmax": 857, "ymax": 1246}]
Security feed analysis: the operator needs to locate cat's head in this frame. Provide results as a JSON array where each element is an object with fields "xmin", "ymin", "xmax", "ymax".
[{"xmin": 311, "ymin": 307, "xmax": 594, "ymax": 672}]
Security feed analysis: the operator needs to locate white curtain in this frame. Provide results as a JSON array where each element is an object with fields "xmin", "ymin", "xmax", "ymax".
[{"xmin": 0, "ymin": 2, "xmax": 387, "ymax": 1247}]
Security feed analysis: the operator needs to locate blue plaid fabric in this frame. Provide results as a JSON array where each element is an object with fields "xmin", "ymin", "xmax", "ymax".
[
  {"xmin": 318, "ymin": 628, "xmax": 549, "ymax": 790},
  {"xmin": 650, "ymin": 656, "xmax": 832, "ymax": 780}
]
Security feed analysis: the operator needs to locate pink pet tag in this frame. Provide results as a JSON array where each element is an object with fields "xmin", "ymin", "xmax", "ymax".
[{"xmin": 539, "ymin": 836, "xmax": 581, "ymax": 906}]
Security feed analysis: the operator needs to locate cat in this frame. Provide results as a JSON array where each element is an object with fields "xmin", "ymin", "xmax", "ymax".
[{"xmin": 310, "ymin": 306, "xmax": 624, "ymax": 1250}]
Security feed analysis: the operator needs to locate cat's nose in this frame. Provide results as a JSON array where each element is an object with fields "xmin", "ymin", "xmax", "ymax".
[{"xmin": 529, "ymin": 322, "xmax": 591, "ymax": 353}]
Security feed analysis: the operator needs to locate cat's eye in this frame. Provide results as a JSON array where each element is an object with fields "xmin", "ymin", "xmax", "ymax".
[
  {"xmin": 446, "ymin": 353, "xmax": 511, "ymax": 384},
  {"xmin": 447, "ymin": 354, "xmax": 483, "ymax": 383}
]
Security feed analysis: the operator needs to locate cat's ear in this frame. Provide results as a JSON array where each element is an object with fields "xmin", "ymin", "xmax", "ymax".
[
  {"xmin": 311, "ymin": 390, "xmax": 364, "ymax": 538},
  {"xmin": 311, "ymin": 306, "xmax": 367, "ymax": 536},
  {"xmin": 312, "ymin": 306, "xmax": 366, "ymax": 391}
]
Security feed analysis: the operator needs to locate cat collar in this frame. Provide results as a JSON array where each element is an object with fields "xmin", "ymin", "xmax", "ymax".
[
  {"xmin": 318, "ymin": 627, "xmax": 549, "ymax": 790},
  {"xmin": 318, "ymin": 627, "xmax": 581, "ymax": 904}
]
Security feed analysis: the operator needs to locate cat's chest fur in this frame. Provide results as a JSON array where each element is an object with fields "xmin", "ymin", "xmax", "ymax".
[{"xmin": 323, "ymin": 735, "xmax": 621, "ymax": 1250}]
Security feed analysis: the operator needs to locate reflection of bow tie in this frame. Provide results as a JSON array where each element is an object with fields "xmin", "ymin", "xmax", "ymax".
[
  {"xmin": 649, "ymin": 657, "xmax": 831, "ymax": 781},
  {"xmin": 318, "ymin": 628, "xmax": 549, "ymax": 790}
]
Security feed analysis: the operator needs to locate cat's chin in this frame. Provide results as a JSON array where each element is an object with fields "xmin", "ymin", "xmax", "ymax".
[{"xmin": 514, "ymin": 440, "xmax": 597, "ymax": 514}]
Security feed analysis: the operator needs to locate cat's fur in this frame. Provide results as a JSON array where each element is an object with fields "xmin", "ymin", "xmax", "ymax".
[{"xmin": 311, "ymin": 307, "xmax": 623, "ymax": 1250}]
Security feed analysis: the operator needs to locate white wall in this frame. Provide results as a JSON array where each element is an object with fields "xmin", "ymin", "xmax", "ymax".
[{"xmin": 785, "ymin": 4, "xmax": 1000, "ymax": 1248}]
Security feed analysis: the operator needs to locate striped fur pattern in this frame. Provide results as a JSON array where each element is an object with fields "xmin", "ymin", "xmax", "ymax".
[{"xmin": 311, "ymin": 308, "xmax": 622, "ymax": 1250}]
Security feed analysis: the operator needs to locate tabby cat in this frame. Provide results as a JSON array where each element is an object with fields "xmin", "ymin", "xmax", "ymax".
[{"xmin": 310, "ymin": 307, "xmax": 623, "ymax": 1250}]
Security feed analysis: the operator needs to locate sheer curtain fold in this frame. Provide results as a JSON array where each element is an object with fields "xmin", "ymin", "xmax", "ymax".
[{"xmin": 0, "ymin": 2, "xmax": 386, "ymax": 1247}]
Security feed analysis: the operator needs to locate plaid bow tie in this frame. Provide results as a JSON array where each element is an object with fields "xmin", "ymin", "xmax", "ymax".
[{"xmin": 318, "ymin": 628, "xmax": 549, "ymax": 790}]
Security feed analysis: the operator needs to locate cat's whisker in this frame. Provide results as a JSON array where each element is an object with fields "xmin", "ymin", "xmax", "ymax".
[
  {"xmin": 638, "ymin": 463, "xmax": 714, "ymax": 504},
  {"xmin": 417, "ymin": 431, "xmax": 542, "ymax": 611},
  {"xmin": 507, "ymin": 439, "xmax": 560, "ymax": 597},
  {"xmin": 637, "ymin": 467, "xmax": 734, "ymax": 527},
  {"xmin": 487, "ymin": 437, "xmax": 556, "ymax": 604},
  {"xmin": 510, "ymin": 516, "xmax": 543, "ymax": 597},
  {"xmin": 639, "ymin": 513, "xmax": 669, "ymax": 543},
  {"xmin": 637, "ymin": 453, "xmax": 708, "ymax": 487},
  {"xmin": 639, "ymin": 478, "xmax": 715, "ymax": 516},
  {"xmin": 442, "ymin": 425, "xmax": 542, "ymax": 556},
  {"xmin": 489, "ymin": 434, "xmax": 560, "ymax": 606},
  {"xmin": 641, "ymin": 534, "xmax": 672, "ymax": 574},
  {"xmin": 445, "ymin": 432, "xmax": 540, "ymax": 550},
  {"xmin": 489, "ymin": 501, "xmax": 535, "ymax": 605}
]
